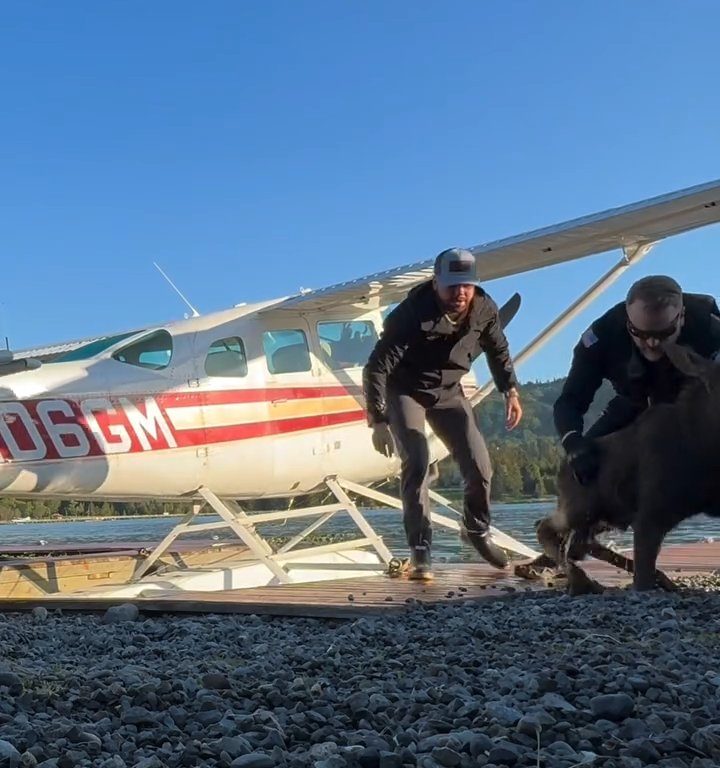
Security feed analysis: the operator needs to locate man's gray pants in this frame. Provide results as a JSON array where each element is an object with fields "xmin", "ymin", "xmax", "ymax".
[{"xmin": 386, "ymin": 390, "xmax": 493, "ymax": 548}]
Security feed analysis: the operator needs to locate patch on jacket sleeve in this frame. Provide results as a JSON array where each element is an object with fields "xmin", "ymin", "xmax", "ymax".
[{"xmin": 581, "ymin": 327, "xmax": 599, "ymax": 348}]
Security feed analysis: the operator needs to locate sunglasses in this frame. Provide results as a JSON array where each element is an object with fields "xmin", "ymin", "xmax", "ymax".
[{"xmin": 626, "ymin": 312, "xmax": 682, "ymax": 341}]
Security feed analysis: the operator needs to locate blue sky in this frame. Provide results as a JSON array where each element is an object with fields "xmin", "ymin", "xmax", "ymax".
[{"xmin": 1, "ymin": 1, "xmax": 719, "ymax": 382}]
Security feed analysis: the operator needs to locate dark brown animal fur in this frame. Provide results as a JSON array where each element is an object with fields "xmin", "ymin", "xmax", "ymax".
[{"xmin": 533, "ymin": 343, "xmax": 720, "ymax": 592}]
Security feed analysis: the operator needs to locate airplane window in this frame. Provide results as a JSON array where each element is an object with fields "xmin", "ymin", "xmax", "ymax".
[
  {"xmin": 112, "ymin": 330, "xmax": 173, "ymax": 370},
  {"xmin": 317, "ymin": 321, "xmax": 378, "ymax": 369},
  {"xmin": 262, "ymin": 329, "xmax": 311, "ymax": 374},
  {"xmin": 204, "ymin": 337, "xmax": 248, "ymax": 378},
  {"xmin": 52, "ymin": 331, "xmax": 142, "ymax": 362}
]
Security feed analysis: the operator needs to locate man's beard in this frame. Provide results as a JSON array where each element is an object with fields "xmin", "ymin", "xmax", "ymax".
[{"xmin": 441, "ymin": 297, "xmax": 470, "ymax": 321}]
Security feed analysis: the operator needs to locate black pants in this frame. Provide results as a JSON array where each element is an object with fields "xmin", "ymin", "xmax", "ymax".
[{"xmin": 386, "ymin": 390, "xmax": 493, "ymax": 548}]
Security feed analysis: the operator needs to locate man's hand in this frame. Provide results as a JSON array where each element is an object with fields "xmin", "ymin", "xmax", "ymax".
[
  {"xmin": 505, "ymin": 389, "xmax": 522, "ymax": 431},
  {"xmin": 562, "ymin": 431, "xmax": 600, "ymax": 485},
  {"xmin": 371, "ymin": 422, "xmax": 395, "ymax": 458}
]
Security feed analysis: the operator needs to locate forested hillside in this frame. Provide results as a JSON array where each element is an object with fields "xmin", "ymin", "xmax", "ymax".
[{"xmin": 437, "ymin": 378, "xmax": 614, "ymax": 499}]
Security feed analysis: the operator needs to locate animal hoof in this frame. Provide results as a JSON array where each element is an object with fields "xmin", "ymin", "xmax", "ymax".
[{"xmin": 567, "ymin": 565, "xmax": 605, "ymax": 596}]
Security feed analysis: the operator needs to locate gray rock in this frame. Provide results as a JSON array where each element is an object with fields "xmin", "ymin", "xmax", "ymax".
[
  {"xmin": 31, "ymin": 607, "xmax": 48, "ymax": 622},
  {"xmin": 539, "ymin": 693, "xmax": 577, "ymax": 712},
  {"xmin": 485, "ymin": 703, "xmax": 522, "ymax": 726},
  {"xmin": 618, "ymin": 719, "xmax": 650, "ymax": 741},
  {"xmin": 102, "ymin": 603, "xmax": 139, "ymax": 623},
  {"xmin": 431, "ymin": 747, "xmax": 462, "ymax": 767},
  {"xmin": 691, "ymin": 725, "xmax": 720, "ymax": 756},
  {"xmin": 378, "ymin": 753, "xmax": 403, "ymax": 768},
  {"xmin": 202, "ymin": 673, "xmax": 231, "ymax": 690},
  {"xmin": 310, "ymin": 743, "xmax": 339, "ymax": 760},
  {"xmin": 626, "ymin": 738, "xmax": 662, "ymax": 763},
  {"xmin": 196, "ymin": 709, "xmax": 223, "ymax": 726},
  {"xmin": 213, "ymin": 737, "xmax": 252, "ymax": 758},
  {"xmin": 590, "ymin": 693, "xmax": 635, "ymax": 721},
  {"xmin": 487, "ymin": 742, "xmax": 521, "ymax": 766},
  {"xmin": 120, "ymin": 707, "xmax": 156, "ymax": 726},
  {"xmin": 470, "ymin": 734, "xmax": 494, "ymax": 756},
  {"xmin": 516, "ymin": 710, "xmax": 556, "ymax": 737},
  {"xmin": 0, "ymin": 673, "xmax": 22, "ymax": 695},
  {"xmin": 229, "ymin": 755, "xmax": 275, "ymax": 768},
  {"xmin": 347, "ymin": 692, "xmax": 369, "ymax": 713},
  {"xmin": 546, "ymin": 742, "xmax": 577, "ymax": 757},
  {"xmin": 0, "ymin": 740, "xmax": 21, "ymax": 767}
]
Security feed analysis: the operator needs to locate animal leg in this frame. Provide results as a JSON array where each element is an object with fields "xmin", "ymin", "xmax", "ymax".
[
  {"xmin": 561, "ymin": 530, "xmax": 604, "ymax": 595},
  {"xmin": 535, "ymin": 518, "xmax": 564, "ymax": 563},
  {"xmin": 632, "ymin": 520, "xmax": 667, "ymax": 591},
  {"xmin": 587, "ymin": 539, "xmax": 677, "ymax": 591},
  {"xmin": 565, "ymin": 561, "xmax": 605, "ymax": 595}
]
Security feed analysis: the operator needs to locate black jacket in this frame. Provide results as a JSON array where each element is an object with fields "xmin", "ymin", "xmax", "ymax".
[
  {"xmin": 554, "ymin": 292, "xmax": 720, "ymax": 440},
  {"xmin": 362, "ymin": 281, "xmax": 518, "ymax": 425}
]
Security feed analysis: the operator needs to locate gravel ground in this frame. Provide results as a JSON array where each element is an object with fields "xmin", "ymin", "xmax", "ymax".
[{"xmin": 0, "ymin": 580, "xmax": 718, "ymax": 768}]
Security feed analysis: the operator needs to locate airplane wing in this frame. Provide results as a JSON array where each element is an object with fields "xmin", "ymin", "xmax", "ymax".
[
  {"xmin": 0, "ymin": 335, "xmax": 109, "ymax": 378},
  {"xmin": 0, "ymin": 331, "xmax": 144, "ymax": 378},
  {"xmin": 265, "ymin": 178, "xmax": 720, "ymax": 312}
]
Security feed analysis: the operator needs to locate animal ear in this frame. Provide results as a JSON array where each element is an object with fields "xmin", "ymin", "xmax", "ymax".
[{"xmin": 664, "ymin": 342, "xmax": 714, "ymax": 382}]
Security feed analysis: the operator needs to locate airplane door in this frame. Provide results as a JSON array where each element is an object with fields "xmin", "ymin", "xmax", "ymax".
[
  {"xmin": 259, "ymin": 315, "xmax": 324, "ymax": 494},
  {"xmin": 312, "ymin": 313, "xmax": 385, "ymax": 479},
  {"xmin": 190, "ymin": 326, "xmax": 275, "ymax": 497}
]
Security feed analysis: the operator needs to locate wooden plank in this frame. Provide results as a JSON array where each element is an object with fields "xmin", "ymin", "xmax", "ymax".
[{"xmin": 0, "ymin": 541, "xmax": 717, "ymax": 620}]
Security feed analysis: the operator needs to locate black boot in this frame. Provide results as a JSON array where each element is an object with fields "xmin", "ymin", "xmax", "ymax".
[
  {"xmin": 461, "ymin": 526, "xmax": 509, "ymax": 570},
  {"xmin": 409, "ymin": 543, "xmax": 433, "ymax": 581}
]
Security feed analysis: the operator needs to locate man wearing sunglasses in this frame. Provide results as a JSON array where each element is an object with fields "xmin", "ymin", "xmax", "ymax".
[{"xmin": 554, "ymin": 275, "xmax": 720, "ymax": 485}]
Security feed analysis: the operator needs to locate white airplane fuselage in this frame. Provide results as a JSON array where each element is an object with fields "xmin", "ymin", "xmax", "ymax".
[{"xmin": 0, "ymin": 300, "xmax": 457, "ymax": 501}]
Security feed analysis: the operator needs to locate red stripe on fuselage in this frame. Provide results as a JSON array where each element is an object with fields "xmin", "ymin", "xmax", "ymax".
[
  {"xmin": 157, "ymin": 386, "xmax": 362, "ymax": 409},
  {"xmin": 0, "ymin": 386, "xmax": 366, "ymax": 463},
  {"xmin": 174, "ymin": 409, "xmax": 366, "ymax": 448}
]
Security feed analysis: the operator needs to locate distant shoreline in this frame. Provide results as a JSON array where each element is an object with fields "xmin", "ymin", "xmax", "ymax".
[{"xmin": 0, "ymin": 496, "xmax": 558, "ymax": 525}]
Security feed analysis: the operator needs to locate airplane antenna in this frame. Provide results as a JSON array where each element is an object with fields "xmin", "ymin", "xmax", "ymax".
[{"xmin": 153, "ymin": 262, "xmax": 200, "ymax": 317}]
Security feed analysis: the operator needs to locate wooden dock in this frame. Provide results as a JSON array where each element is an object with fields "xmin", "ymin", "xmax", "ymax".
[
  {"xmin": 0, "ymin": 541, "xmax": 717, "ymax": 620},
  {"xmin": 0, "ymin": 541, "xmax": 249, "ymax": 599}
]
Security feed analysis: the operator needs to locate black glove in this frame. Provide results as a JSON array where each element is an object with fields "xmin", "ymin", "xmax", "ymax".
[
  {"xmin": 371, "ymin": 423, "xmax": 395, "ymax": 458},
  {"xmin": 561, "ymin": 431, "xmax": 600, "ymax": 486}
]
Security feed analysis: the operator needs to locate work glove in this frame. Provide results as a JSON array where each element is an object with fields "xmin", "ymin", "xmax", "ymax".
[
  {"xmin": 371, "ymin": 422, "xmax": 395, "ymax": 458},
  {"xmin": 562, "ymin": 431, "xmax": 600, "ymax": 486}
]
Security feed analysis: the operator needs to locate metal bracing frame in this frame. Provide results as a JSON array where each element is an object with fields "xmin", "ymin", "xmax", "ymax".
[
  {"xmin": 132, "ymin": 475, "xmax": 539, "ymax": 587},
  {"xmin": 339, "ymin": 478, "xmax": 540, "ymax": 559},
  {"xmin": 132, "ymin": 477, "xmax": 395, "ymax": 584}
]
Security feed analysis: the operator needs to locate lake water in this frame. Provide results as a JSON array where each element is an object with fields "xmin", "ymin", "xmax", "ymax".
[{"xmin": 1, "ymin": 500, "xmax": 718, "ymax": 561}]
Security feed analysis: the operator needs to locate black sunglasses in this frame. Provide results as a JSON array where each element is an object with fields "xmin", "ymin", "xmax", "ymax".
[{"xmin": 626, "ymin": 311, "xmax": 682, "ymax": 341}]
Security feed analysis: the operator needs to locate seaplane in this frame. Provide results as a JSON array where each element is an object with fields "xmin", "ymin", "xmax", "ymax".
[{"xmin": 1, "ymin": 179, "xmax": 720, "ymax": 598}]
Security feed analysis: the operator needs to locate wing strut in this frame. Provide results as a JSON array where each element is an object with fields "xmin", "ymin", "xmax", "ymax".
[{"xmin": 468, "ymin": 242, "xmax": 655, "ymax": 407}]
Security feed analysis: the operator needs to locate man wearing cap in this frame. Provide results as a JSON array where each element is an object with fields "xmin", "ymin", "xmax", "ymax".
[
  {"xmin": 554, "ymin": 275, "xmax": 720, "ymax": 485},
  {"xmin": 362, "ymin": 247, "xmax": 523, "ymax": 580}
]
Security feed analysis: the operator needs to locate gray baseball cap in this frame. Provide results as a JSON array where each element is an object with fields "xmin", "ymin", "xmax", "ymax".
[{"xmin": 433, "ymin": 247, "xmax": 480, "ymax": 288}]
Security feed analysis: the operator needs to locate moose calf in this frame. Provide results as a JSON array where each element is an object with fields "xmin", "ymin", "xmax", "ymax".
[{"xmin": 534, "ymin": 343, "xmax": 720, "ymax": 592}]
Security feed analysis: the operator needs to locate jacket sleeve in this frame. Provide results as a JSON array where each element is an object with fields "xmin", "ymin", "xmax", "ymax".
[
  {"xmin": 553, "ymin": 327, "xmax": 607, "ymax": 442},
  {"xmin": 362, "ymin": 304, "xmax": 414, "ymax": 425},
  {"xmin": 479, "ymin": 300, "xmax": 519, "ymax": 394},
  {"xmin": 707, "ymin": 307, "xmax": 720, "ymax": 359}
]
